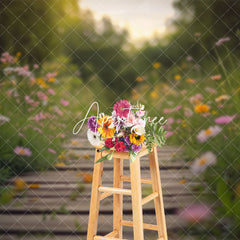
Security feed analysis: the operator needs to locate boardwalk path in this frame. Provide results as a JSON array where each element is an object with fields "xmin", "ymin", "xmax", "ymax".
[{"xmin": 0, "ymin": 137, "xmax": 198, "ymax": 240}]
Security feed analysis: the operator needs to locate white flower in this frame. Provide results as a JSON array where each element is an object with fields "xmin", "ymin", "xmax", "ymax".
[
  {"xmin": 190, "ymin": 152, "xmax": 217, "ymax": 175},
  {"xmin": 0, "ymin": 114, "xmax": 10, "ymax": 126},
  {"xmin": 87, "ymin": 129, "xmax": 103, "ymax": 146},
  {"xmin": 131, "ymin": 125, "xmax": 145, "ymax": 135},
  {"xmin": 197, "ymin": 126, "xmax": 222, "ymax": 143}
]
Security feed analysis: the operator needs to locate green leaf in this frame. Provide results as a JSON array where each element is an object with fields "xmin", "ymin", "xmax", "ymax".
[
  {"xmin": 99, "ymin": 145, "xmax": 110, "ymax": 152},
  {"xmin": 95, "ymin": 152, "xmax": 113, "ymax": 164},
  {"xmin": 217, "ymin": 177, "xmax": 233, "ymax": 213},
  {"xmin": 129, "ymin": 151, "xmax": 137, "ymax": 163}
]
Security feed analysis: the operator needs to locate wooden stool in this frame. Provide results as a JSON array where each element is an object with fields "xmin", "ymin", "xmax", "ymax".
[{"xmin": 87, "ymin": 145, "xmax": 168, "ymax": 240}]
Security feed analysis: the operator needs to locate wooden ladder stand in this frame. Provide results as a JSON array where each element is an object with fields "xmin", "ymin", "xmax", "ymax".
[{"xmin": 87, "ymin": 145, "xmax": 168, "ymax": 240}]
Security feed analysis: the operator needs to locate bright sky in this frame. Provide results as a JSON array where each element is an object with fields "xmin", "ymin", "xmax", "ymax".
[{"xmin": 80, "ymin": 0, "xmax": 175, "ymax": 42}]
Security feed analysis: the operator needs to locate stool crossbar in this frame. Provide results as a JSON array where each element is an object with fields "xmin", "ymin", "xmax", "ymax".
[{"xmin": 87, "ymin": 145, "xmax": 168, "ymax": 240}]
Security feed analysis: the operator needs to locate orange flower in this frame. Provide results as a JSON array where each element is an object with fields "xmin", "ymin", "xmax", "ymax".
[
  {"xmin": 98, "ymin": 116, "xmax": 115, "ymax": 139},
  {"xmin": 28, "ymin": 184, "xmax": 40, "ymax": 189},
  {"xmin": 136, "ymin": 76, "xmax": 144, "ymax": 82},
  {"xmin": 194, "ymin": 104, "xmax": 210, "ymax": 113},
  {"xmin": 83, "ymin": 173, "xmax": 93, "ymax": 183}
]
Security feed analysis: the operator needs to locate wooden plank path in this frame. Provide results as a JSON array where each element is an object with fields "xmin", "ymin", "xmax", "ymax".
[{"xmin": 0, "ymin": 137, "xmax": 200, "ymax": 240}]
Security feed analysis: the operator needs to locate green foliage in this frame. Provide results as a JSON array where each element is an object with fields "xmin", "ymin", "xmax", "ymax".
[{"xmin": 144, "ymin": 117, "xmax": 167, "ymax": 154}]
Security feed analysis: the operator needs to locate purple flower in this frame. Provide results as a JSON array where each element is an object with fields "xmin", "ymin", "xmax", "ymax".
[
  {"xmin": 124, "ymin": 145, "xmax": 130, "ymax": 152},
  {"xmin": 214, "ymin": 115, "xmax": 236, "ymax": 124},
  {"xmin": 215, "ymin": 37, "xmax": 230, "ymax": 46},
  {"xmin": 14, "ymin": 146, "xmax": 32, "ymax": 156},
  {"xmin": 132, "ymin": 144, "xmax": 141, "ymax": 153},
  {"xmin": 88, "ymin": 116, "xmax": 98, "ymax": 132},
  {"xmin": 125, "ymin": 135, "xmax": 131, "ymax": 146}
]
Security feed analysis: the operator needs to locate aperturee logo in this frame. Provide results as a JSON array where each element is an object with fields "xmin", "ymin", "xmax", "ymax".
[{"xmin": 73, "ymin": 100, "xmax": 167, "ymax": 163}]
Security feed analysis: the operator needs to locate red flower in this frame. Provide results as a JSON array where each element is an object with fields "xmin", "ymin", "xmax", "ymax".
[
  {"xmin": 115, "ymin": 141, "xmax": 125, "ymax": 152},
  {"xmin": 105, "ymin": 138, "xmax": 115, "ymax": 148}
]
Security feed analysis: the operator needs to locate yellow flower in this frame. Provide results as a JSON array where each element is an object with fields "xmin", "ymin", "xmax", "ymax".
[
  {"xmin": 150, "ymin": 91, "xmax": 158, "ymax": 99},
  {"xmin": 36, "ymin": 78, "xmax": 49, "ymax": 89},
  {"xmin": 211, "ymin": 110, "xmax": 218, "ymax": 115},
  {"xmin": 55, "ymin": 162, "xmax": 66, "ymax": 167},
  {"xmin": 71, "ymin": 140, "xmax": 78, "ymax": 145},
  {"xmin": 14, "ymin": 178, "xmax": 27, "ymax": 191},
  {"xmin": 98, "ymin": 116, "xmax": 115, "ymax": 139},
  {"xmin": 194, "ymin": 104, "xmax": 210, "ymax": 113},
  {"xmin": 48, "ymin": 77, "xmax": 56, "ymax": 82},
  {"xmin": 129, "ymin": 133, "xmax": 146, "ymax": 145},
  {"xmin": 174, "ymin": 74, "xmax": 181, "ymax": 81},
  {"xmin": 153, "ymin": 62, "xmax": 161, "ymax": 69}
]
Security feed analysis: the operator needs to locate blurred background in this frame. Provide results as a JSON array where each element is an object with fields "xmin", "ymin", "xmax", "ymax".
[{"xmin": 0, "ymin": 0, "xmax": 240, "ymax": 239}]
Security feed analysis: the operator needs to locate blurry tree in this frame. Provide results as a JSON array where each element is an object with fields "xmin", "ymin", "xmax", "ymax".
[
  {"xmin": 134, "ymin": 0, "xmax": 240, "ymax": 73},
  {"xmin": 64, "ymin": 13, "xmax": 137, "ymax": 94},
  {"xmin": 0, "ymin": 0, "xmax": 79, "ymax": 63}
]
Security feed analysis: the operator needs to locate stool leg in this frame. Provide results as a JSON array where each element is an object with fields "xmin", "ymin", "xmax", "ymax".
[
  {"xmin": 113, "ymin": 158, "xmax": 123, "ymax": 238},
  {"xmin": 149, "ymin": 146, "xmax": 168, "ymax": 240},
  {"xmin": 87, "ymin": 150, "xmax": 104, "ymax": 240},
  {"xmin": 130, "ymin": 156, "xmax": 144, "ymax": 240}
]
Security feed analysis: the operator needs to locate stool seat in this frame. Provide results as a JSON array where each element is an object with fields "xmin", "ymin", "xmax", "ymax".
[{"xmin": 87, "ymin": 145, "xmax": 168, "ymax": 240}]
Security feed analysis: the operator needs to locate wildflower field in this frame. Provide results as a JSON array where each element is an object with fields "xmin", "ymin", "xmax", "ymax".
[{"xmin": 1, "ymin": 0, "xmax": 240, "ymax": 239}]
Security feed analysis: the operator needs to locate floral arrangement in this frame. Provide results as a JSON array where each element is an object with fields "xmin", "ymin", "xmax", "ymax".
[{"xmin": 87, "ymin": 100, "xmax": 167, "ymax": 163}]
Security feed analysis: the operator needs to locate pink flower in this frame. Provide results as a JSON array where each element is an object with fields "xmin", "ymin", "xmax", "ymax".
[
  {"xmin": 136, "ymin": 110, "xmax": 145, "ymax": 117},
  {"xmin": 33, "ymin": 64, "xmax": 39, "ymax": 69},
  {"xmin": 18, "ymin": 133, "xmax": 25, "ymax": 138},
  {"xmin": 48, "ymin": 89, "xmax": 56, "ymax": 95},
  {"xmin": 113, "ymin": 100, "xmax": 131, "ymax": 118},
  {"xmin": 189, "ymin": 93, "xmax": 203, "ymax": 104},
  {"xmin": 210, "ymin": 74, "xmax": 221, "ymax": 80},
  {"xmin": 34, "ymin": 112, "xmax": 46, "ymax": 122},
  {"xmin": 205, "ymin": 87, "xmax": 217, "ymax": 94},
  {"xmin": 14, "ymin": 146, "xmax": 32, "ymax": 156},
  {"xmin": 197, "ymin": 126, "xmax": 222, "ymax": 143},
  {"xmin": 59, "ymin": 133, "xmax": 65, "ymax": 138},
  {"xmin": 37, "ymin": 91, "xmax": 48, "ymax": 101},
  {"xmin": 48, "ymin": 148, "xmax": 56, "ymax": 154},
  {"xmin": 184, "ymin": 108, "xmax": 193, "ymax": 117},
  {"xmin": 163, "ymin": 108, "xmax": 172, "ymax": 114},
  {"xmin": 60, "ymin": 99, "xmax": 69, "ymax": 106},
  {"xmin": 215, "ymin": 37, "xmax": 230, "ymax": 46},
  {"xmin": 179, "ymin": 204, "xmax": 212, "ymax": 223},
  {"xmin": 126, "ymin": 113, "xmax": 136, "ymax": 126},
  {"xmin": 53, "ymin": 106, "xmax": 63, "ymax": 116},
  {"xmin": 175, "ymin": 105, "xmax": 182, "ymax": 111},
  {"xmin": 167, "ymin": 117, "xmax": 174, "ymax": 125},
  {"xmin": 215, "ymin": 115, "xmax": 236, "ymax": 124},
  {"xmin": 165, "ymin": 131, "xmax": 173, "ymax": 138}
]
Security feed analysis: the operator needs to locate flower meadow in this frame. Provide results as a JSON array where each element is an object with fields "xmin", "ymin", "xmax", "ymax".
[
  {"xmin": 130, "ymin": 41, "xmax": 240, "ymax": 237},
  {"xmin": 86, "ymin": 100, "xmax": 167, "ymax": 163},
  {"xmin": 0, "ymin": 52, "xmax": 69, "ymax": 181}
]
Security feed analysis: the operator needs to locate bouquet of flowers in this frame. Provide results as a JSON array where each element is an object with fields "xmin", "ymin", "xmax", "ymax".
[{"xmin": 87, "ymin": 100, "xmax": 167, "ymax": 163}]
